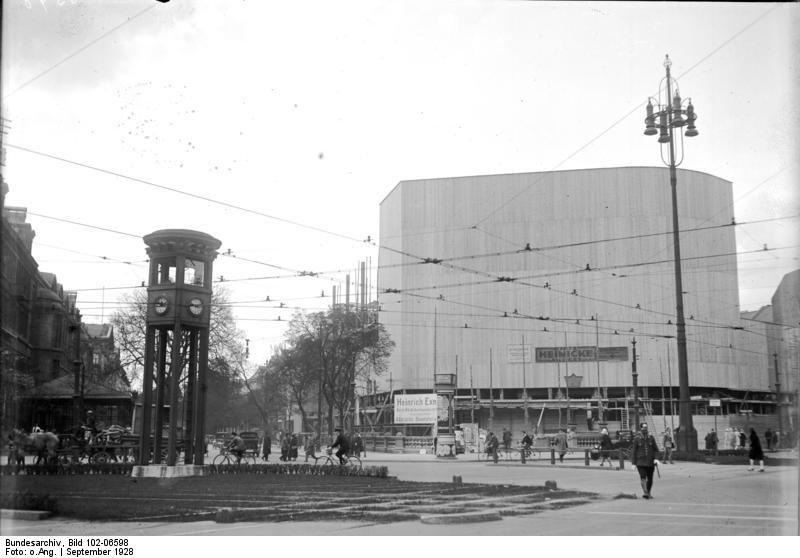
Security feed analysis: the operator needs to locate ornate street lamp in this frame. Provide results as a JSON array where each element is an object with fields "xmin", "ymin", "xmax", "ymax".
[{"xmin": 643, "ymin": 55, "xmax": 699, "ymax": 452}]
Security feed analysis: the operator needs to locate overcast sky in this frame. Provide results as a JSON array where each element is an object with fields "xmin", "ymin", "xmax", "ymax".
[{"xmin": 2, "ymin": 1, "xmax": 798, "ymax": 368}]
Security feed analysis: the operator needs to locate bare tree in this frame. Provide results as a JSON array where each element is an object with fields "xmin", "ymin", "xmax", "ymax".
[{"xmin": 282, "ymin": 307, "xmax": 393, "ymax": 433}]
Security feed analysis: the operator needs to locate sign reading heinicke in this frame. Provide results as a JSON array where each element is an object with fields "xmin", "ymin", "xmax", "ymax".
[{"xmin": 535, "ymin": 346, "xmax": 628, "ymax": 363}]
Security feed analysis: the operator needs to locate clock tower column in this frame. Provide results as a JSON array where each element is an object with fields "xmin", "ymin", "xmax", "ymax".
[{"xmin": 137, "ymin": 229, "xmax": 221, "ymax": 467}]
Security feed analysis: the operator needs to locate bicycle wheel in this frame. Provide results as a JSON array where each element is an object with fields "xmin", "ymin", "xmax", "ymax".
[
  {"xmin": 347, "ymin": 455, "xmax": 362, "ymax": 470},
  {"xmin": 242, "ymin": 454, "xmax": 257, "ymax": 465},
  {"xmin": 212, "ymin": 454, "xmax": 231, "ymax": 466},
  {"xmin": 91, "ymin": 451, "xmax": 112, "ymax": 464},
  {"xmin": 477, "ymin": 450, "xmax": 486, "ymax": 461}
]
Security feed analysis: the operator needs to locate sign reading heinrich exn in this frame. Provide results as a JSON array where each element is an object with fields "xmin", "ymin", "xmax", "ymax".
[
  {"xmin": 394, "ymin": 394, "xmax": 438, "ymax": 424},
  {"xmin": 535, "ymin": 346, "xmax": 629, "ymax": 363}
]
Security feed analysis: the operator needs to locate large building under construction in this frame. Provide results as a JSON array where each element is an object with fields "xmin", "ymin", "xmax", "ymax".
[{"xmin": 375, "ymin": 167, "xmax": 786, "ymax": 440}]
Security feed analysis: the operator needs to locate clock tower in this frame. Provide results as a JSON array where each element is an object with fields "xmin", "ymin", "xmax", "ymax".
[{"xmin": 138, "ymin": 229, "xmax": 221, "ymax": 467}]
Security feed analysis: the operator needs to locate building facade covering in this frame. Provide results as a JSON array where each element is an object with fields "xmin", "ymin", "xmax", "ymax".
[{"xmin": 377, "ymin": 167, "xmax": 774, "ymax": 435}]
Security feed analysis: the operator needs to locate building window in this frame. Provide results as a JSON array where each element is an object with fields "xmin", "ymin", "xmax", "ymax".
[
  {"xmin": 184, "ymin": 258, "xmax": 205, "ymax": 287},
  {"xmin": 92, "ymin": 354, "xmax": 100, "ymax": 365},
  {"xmin": 153, "ymin": 257, "xmax": 177, "ymax": 285}
]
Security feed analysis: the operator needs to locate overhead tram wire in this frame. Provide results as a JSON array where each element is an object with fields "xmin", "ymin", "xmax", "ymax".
[
  {"xmin": 37, "ymin": 208, "xmax": 779, "ymax": 340},
  {"xmin": 388, "ymin": 287, "xmax": 771, "ymax": 340},
  {"xmin": 9, "ymin": 144, "xmax": 374, "ymax": 247},
  {"xmin": 16, "ymin": 162, "xmax": 790, "ymax": 339}
]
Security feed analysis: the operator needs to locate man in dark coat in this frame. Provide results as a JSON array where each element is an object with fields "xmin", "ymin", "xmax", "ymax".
[
  {"xmin": 631, "ymin": 423, "xmax": 660, "ymax": 499},
  {"xmin": 599, "ymin": 427, "xmax": 613, "ymax": 466},
  {"xmin": 329, "ymin": 428, "xmax": 350, "ymax": 464},
  {"xmin": 554, "ymin": 428, "xmax": 568, "ymax": 463},
  {"xmin": 289, "ymin": 433, "xmax": 299, "ymax": 461},
  {"xmin": 747, "ymin": 428, "xmax": 765, "ymax": 472}
]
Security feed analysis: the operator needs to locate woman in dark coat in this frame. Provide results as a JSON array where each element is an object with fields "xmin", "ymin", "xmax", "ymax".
[{"xmin": 748, "ymin": 428, "xmax": 765, "ymax": 472}]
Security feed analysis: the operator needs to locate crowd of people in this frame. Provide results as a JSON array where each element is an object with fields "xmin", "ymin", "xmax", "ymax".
[{"xmin": 246, "ymin": 430, "xmax": 367, "ymax": 464}]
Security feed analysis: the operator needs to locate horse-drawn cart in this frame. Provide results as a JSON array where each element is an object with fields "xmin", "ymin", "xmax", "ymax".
[{"xmin": 7, "ymin": 427, "xmax": 185, "ymax": 467}]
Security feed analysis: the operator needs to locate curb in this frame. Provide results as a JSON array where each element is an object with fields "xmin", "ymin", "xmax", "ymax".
[
  {"xmin": 0, "ymin": 509, "xmax": 52, "ymax": 520},
  {"xmin": 420, "ymin": 510, "xmax": 502, "ymax": 525}
]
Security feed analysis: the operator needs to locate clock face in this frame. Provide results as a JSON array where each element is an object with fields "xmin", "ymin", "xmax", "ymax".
[
  {"xmin": 154, "ymin": 296, "xmax": 169, "ymax": 315},
  {"xmin": 188, "ymin": 297, "xmax": 203, "ymax": 316}
]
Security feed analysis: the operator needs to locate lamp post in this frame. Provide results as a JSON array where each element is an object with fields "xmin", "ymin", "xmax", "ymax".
[{"xmin": 643, "ymin": 54, "xmax": 699, "ymax": 452}]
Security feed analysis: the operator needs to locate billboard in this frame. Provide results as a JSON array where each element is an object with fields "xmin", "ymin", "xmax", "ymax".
[
  {"xmin": 394, "ymin": 393, "xmax": 438, "ymax": 424},
  {"xmin": 507, "ymin": 344, "xmax": 533, "ymax": 364},
  {"xmin": 535, "ymin": 346, "xmax": 628, "ymax": 363}
]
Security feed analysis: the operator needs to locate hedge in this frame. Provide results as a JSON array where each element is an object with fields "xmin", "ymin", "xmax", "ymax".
[{"xmin": 0, "ymin": 462, "xmax": 388, "ymax": 478}]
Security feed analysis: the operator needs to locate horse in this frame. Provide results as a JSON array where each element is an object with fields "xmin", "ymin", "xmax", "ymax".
[{"xmin": 10, "ymin": 428, "xmax": 60, "ymax": 465}]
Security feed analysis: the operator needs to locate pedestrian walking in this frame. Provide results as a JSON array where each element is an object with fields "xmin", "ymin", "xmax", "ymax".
[
  {"xmin": 289, "ymin": 433, "xmax": 299, "ymax": 461},
  {"xmin": 554, "ymin": 428, "xmax": 568, "ymax": 463},
  {"xmin": 728, "ymin": 427, "xmax": 738, "ymax": 450},
  {"xmin": 764, "ymin": 429, "xmax": 773, "ymax": 451},
  {"xmin": 262, "ymin": 433, "xmax": 271, "ymax": 461},
  {"xmin": 304, "ymin": 433, "xmax": 318, "ymax": 462},
  {"xmin": 631, "ymin": 423, "xmax": 660, "ymax": 499},
  {"xmin": 352, "ymin": 433, "xmax": 365, "ymax": 458},
  {"xmin": 279, "ymin": 432, "xmax": 290, "ymax": 462},
  {"xmin": 486, "ymin": 431, "xmax": 499, "ymax": 463},
  {"xmin": 747, "ymin": 428, "xmax": 765, "ymax": 472},
  {"xmin": 738, "ymin": 429, "xmax": 747, "ymax": 451},
  {"xmin": 599, "ymin": 427, "xmax": 613, "ymax": 466}
]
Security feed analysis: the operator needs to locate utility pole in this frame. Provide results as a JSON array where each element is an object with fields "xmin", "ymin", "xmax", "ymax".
[
  {"xmin": 595, "ymin": 315, "xmax": 603, "ymax": 424},
  {"xmin": 489, "ymin": 348, "xmax": 494, "ymax": 432},
  {"xmin": 522, "ymin": 334, "xmax": 528, "ymax": 429},
  {"xmin": 632, "ymin": 338, "xmax": 640, "ymax": 431},
  {"xmin": 774, "ymin": 352, "xmax": 783, "ymax": 442}
]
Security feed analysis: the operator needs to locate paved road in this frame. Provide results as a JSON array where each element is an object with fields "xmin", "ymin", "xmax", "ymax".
[{"xmin": 1, "ymin": 452, "xmax": 797, "ymax": 536}]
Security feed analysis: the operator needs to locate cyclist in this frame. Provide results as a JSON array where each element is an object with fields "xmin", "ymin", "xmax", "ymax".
[
  {"xmin": 227, "ymin": 431, "xmax": 246, "ymax": 464},
  {"xmin": 329, "ymin": 428, "xmax": 350, "ymax": 465}
]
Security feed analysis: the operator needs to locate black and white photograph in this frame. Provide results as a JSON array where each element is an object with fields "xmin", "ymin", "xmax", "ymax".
[{"xmin": 0, "ymin": 0, "xmax": 798, "ymax": 544}]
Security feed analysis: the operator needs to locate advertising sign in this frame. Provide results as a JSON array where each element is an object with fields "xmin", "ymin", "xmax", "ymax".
[
  {"xmin": 394, "ymin": 393, "xmax": 438, "ymax": 424},
  {"xmin": 709, "ymin": 399, "xmax": 721, "ymax": 407},
  {"xmin": 507, "ymin": 344, "xmax": 532, "ymax": 364},
  {"xmin": 535, "ymin": 346, "xmax": 628, "ymax": 363}
]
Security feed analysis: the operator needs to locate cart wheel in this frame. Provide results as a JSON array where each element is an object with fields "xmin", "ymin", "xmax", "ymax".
[{"xmin": 92, "ymin": 451, "xmax": 111, "ymax": 464}]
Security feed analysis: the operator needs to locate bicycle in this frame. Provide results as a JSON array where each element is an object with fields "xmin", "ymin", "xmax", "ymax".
[
  {"xmin": 213, "ymin": 448, "xmax": 257, "ymax": 466},
  {"xmin": 313, "ymin": 447, "xmax": 362, "ymax": 470}
]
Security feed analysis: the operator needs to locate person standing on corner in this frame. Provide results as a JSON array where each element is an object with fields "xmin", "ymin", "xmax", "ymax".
[
  {"xmin": 738, "ymin": 428, "xmax": 747, "ymax": 451},
  {"xmin": 747, "ymin": 428, "xmax": 765, "ymax": 472},
  {"xmin": 662, "ymin": 428, "xmax": 674, "ymax": 464},
  {"xmin": 554, "ymin": 428, "xmax": 568, "ymax": 463},
  {"xmin": 631, "ymin": 423, "xmax": 660, "ymax": 499},
  {"xmin": 599, "ymin": 427, "xmax": 613, "ymax": 466}
]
